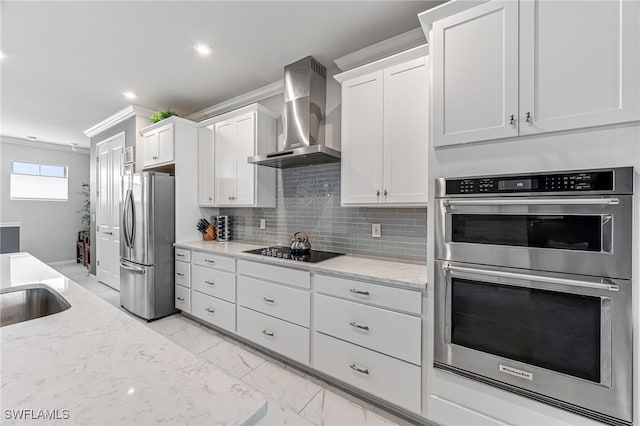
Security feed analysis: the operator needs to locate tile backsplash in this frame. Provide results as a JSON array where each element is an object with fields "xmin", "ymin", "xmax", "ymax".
[{"xmin": 219, "ymin": 163, "xmax": 427, "ymax": 263}]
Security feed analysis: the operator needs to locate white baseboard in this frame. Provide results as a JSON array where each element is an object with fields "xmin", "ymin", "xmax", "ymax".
[{"xmin": 47, "ymin": 259, "xmax": 77, "ymax": 266}]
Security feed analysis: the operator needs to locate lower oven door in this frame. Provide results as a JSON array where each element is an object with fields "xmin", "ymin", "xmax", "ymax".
[
  {"xmin": 434, "ymin": 260, "xmax": 632, "ymax": 425},
  {"xmin": 435, "ymin": 195, "xmax": 632, "ymax": 279}
]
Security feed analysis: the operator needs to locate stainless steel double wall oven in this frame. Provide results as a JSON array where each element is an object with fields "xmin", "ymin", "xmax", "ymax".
[{"xmin": 434, "ymin": 167, "xmax": 634, "ymax": 426}]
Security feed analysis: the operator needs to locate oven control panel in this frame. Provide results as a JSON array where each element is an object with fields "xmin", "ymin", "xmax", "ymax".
[{"xmin": 446, "ymin": 170, "xmax": 615, "ymax": 195}]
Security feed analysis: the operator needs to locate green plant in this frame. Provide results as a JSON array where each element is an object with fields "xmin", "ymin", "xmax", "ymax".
[{"xmin": 150, "ymin": 110, "xmax": 178, "ymax": 123}]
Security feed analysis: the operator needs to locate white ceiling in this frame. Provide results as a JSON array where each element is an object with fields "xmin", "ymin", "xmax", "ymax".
[{"xmin": 1, "ymin": 1, "xmax": 441, "ymax": 148}]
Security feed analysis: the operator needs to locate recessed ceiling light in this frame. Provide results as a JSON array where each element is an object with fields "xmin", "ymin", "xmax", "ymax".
[
  {"xmin": 193, "ymin": 43, "xmax": 212, "ymax": 56},
  {"xmin": 122, "ymin": 91, "xmax": 137, "ymax": 100},
  {"xmin": 26, "ymin": 135, "xmax": 37, "ymax": 140}
]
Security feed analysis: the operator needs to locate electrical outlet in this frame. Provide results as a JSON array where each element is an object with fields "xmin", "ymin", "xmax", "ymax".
[
  {"xmin": 372, "ymin": 223, "xmax": 381, "ymax": 238},
  {"xmin": 260, "ymin": 219, "xmax": 266, "ymax": 230}
]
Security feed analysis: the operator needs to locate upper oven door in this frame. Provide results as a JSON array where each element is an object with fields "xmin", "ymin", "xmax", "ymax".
[{"xmin": 435, "ymin": 195, "xmax": 632, "ymax": 279}]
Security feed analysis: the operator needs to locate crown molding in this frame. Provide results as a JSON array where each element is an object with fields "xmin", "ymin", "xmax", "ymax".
[
  {"xmin": 187, "ymin": 80, "xmax": 284, "ymax": 123},
  {"xmin": 0, "ymin": 135, "xmax": 90, "ymax": 154},
  {"xmin": 84, "ymin": 104, "xmax": 156, "ymax": 138},
  {"xmin": 334, "ymin": 44, "xmax": 428, "ymax": 83},
  {"xmin": 333, "ymin": 27, "xmax": 427, "ymax": 72}
]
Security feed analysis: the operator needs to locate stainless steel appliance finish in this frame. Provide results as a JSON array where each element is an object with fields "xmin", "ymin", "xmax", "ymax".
[
  {"xmin": 248, "ymin": 56, "xmax": 341, "ymax": 168},
  {"xmin": 435, "ymin": 167, "xmax": 633, "ymax": 279},
  {"xmin": 1, "ymin": 284, "xmax": 71, "ymax": 327},
  {"xmin": 434, "ymin": 167, "xmax": 634, "ymax": 426},
  {"xmin": 120, "ymin": 172, "xmax": 176, "ymax": 320},
  {"xmin": 243, "ymin": 246, "xmax": 344, "ymax": 263},
  {"xmin": 216, "ymin": 215, "xmax": 230, "ymax": 242}
]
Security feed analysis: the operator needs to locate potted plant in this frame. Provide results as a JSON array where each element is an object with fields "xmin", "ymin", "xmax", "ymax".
[{"xmin": 149, "ymin": 110, "xmax": 178, "ymax": 124}]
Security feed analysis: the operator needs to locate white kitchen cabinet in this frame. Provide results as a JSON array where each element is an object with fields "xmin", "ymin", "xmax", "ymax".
[
  {"xmin": 209, "ymin": 104, "xmax": 277, "ymax": 207},
  {"xmin": 142, "ymin": 122, "xmax": 174, "ymax": 167},
  {"xmin": 430, "ymin": 0, "xmax": 640, "ymax": 147},
  {"xmin": 338, "ymin": 52, "xmax": 428, "ymax": 206},
  {"xmin": 198, "ymin": 126, "xmax": 215, "ymax": 206}
]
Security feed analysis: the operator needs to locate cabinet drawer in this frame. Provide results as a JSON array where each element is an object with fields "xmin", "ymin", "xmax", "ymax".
[
  {"xmin": 313, "ymin": 332, "xmax": 421, "ymax": 413},
  {"xmin": 429, "ymin": 395, "xmax": 508, "ymax": 426},
  {"xmin": 175, "ymin": 284, "xmax": 191, "ymax": 313},
  {"xmin": 237, "ymin": 259, "xmax": 310, "ymax": 289},
  {"xmin": 192, "ymin": 265, "xmax": 235, "ymax": 302},
  {"xmin": 175, "ymin": 261, "xmax": 191, "ymax": 288},
  {"xmin": 314, "ymin": 294, "xmax": 421, "ymax": 365},
  {"xmin": 314, "ymin": 274, "xmax": 421, "ymax": 315},
  {"xmin": 191, "ymin": 291, "xmax": 236, "ymax": 333},
  {"xmin": 237, "ymin": 276, "xmax": 310, "ymax": 327},
  {"xmin": 175, "ymin": 248, "xmax": 191, "ymax": 262},
  {"xmin": 192, "ymin": 251, "xmax": 235, "ymax": 272},
  {"xmin": 237, "ymin": 306, "xmax": 310, "ymax": 365}
]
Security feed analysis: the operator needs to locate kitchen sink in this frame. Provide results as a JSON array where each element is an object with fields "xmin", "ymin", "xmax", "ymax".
[{"xmin": 0, "ymin": 285, "xmax": 71, "ymax": 327}]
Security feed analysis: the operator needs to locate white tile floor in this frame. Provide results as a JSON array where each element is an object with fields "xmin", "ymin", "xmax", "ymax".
[{"xmin": 49, "ymin": 262, "xmax": 418, "ymax": 426}]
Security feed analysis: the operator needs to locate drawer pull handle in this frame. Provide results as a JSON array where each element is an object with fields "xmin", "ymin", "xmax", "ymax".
[
  {"xmin": 262, "ymin": 329, "xmax": 274, "ymax": 337},
  {"xmin": 205, "ymin": 308, "xmax": 215, "ymax": 314},
  {"xmin": 176, "ymin": 253, "xmax": 185, "ymax": 257},
  {"xmin": 349, "ymin": 321, "xmax": 369, "ymax": 331},
  {"xmin": 349, "ymin": 364, "xmax": 369, "ymax": 375},
  {"xmin": 176, "ymin": 272, "xmax": 185, "ymax": 277},
  {"xmin": 205, "ymin": 280, "xmax": 215, "ymax": 286},
  {"xmin": 349, "ymin": 289, "xmax": 370, "ymax": 296},
  {"xmin": 204, "ymin": 259, "xmax": 215, "ymax": 263},
  {"xmin": 176, "ymin": 297, "xmax": 185, "ymax": 301},
  {"xmin": 263, "ymin": 297, "xmax": 275, "ymax": 303}
]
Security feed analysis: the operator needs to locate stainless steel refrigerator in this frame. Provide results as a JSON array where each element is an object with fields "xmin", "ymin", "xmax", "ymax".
[{"xmin": 120, "ymin": 171, "xmax": 176, "ymax": 320}]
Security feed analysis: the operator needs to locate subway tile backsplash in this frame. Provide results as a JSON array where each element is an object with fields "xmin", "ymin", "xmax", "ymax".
[{"xmin": 219, "ymin": 163, "xmax": 427, "ymax": 262}]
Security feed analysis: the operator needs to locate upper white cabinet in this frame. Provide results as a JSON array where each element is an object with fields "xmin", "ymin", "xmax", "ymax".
[
  {"xmin": 208, "ymin": 103, "xmax": 277, "ymax": 208},
  {"xmin": 141, "ymin": 122, "xmax": 174, "ymax": 168},
  {"xmin": 336, "ymin": 47, "xmax": 429, "ymax": 206},
  {"xmin": 430, "ymin": 0, "xmax": 640, "ymax": 147},
  {"xmin": 198, "ymin": 126, "xmax": 215, "ymax": 206}
]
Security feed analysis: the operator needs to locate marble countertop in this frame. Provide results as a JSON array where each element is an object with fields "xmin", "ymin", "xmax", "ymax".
[
  {"xmin": 0, "ymin": 252, "xmax": 267, "ymax": 425},
  {"xmin": 175, "ymin": 241, "xmax": 427, "ymax": 290}
]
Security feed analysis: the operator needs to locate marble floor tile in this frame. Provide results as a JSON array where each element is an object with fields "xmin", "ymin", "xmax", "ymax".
[
  {"xmin": 300, "ymin": 389, "xmax": 398, "ymax": 426},
  {"xmin": 199, "ymin": 340, "xmax": 266, "ymax": 378},
  {"xmin": 242, "ymin": 362, "xmax": 322, "ymax": 413},
  {"xmin": 165, "ymin": 321, "xmax": 226, "ymax": 354},
  {"xmin": 147, "ymin": 314, "xmax": 194, "ymax": 336},
  {"xmin": 255, "ymin": 396, "xmax": 315, "ymax": 426}
]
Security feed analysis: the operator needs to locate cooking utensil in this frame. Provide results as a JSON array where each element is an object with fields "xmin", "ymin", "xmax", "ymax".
[{"xmin": 290, "ymin": 231, "xmax": 311, "ymax": 253}]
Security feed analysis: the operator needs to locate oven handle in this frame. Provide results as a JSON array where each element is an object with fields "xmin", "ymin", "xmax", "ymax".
[
  {"xmin": 442, "ymin": 264, "xmax": 619, "ymax": 292},
  {"xmin": 442, "ymin": 198, "xmax": 620, "ymax": 207}
]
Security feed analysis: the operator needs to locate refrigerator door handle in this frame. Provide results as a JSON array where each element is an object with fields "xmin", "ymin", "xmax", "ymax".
[
  {"xmin": 125, "ymin": 189, "xmax": 135, "ymax": 248},
  {"xmin": 123, "ymin": 189, "xmax": 132, "ymax": 248},
  {"xmin": 120, "ymin": 261, "xmax": 146, "ymax": 274}
]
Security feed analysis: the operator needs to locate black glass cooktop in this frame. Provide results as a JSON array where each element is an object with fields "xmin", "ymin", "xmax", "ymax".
[{"xmin": 244, "ymin": 246, "xmax": 345, "ymax": 263}]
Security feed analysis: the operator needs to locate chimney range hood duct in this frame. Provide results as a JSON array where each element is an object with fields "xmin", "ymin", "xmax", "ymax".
[{"xmin": 248, "ymin": 56, "xmax": 340, "ymax": 169}]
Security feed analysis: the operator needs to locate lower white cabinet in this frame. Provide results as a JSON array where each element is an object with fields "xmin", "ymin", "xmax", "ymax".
[
  {"xmin": 314, "ymin": 293, "xmax": 421, "ymax": 365},
  {"xmin": 175, "ymin": 284, "xmax": 191, "ymax": 313},
  {"xmin": 191, "ymin": 290, "xmax": 236, "ymax": 332},
  {"xmin": 175, "ymin": 261, "xmax": 191, "ymax": 288},
  {"xmin": 191, "ymin": 265, "xmax": 235, "ymax": 303},
  {"xmin": 237, "ymin": 306, "xmax": 310, "ymax": 364},
  {"xmin": 313, "ymin": 332, "xmax": 421, "ymax": 413},
  {"xmin": 429, "ymin": 395, "xmax": 509, "ymax": 426}
]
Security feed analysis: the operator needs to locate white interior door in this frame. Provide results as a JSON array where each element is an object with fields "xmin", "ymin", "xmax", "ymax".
[{"xmin": 96, "ymin": 133, "xmax": 124, "ymax": 291}]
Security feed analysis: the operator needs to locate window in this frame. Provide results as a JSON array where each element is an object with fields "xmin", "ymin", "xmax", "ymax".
[{"xmin": 10, "ymin": 161, "xmax": 68, "ymax": 201}]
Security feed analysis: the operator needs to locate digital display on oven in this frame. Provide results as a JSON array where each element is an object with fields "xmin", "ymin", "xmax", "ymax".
[{"xmin": 498, "ymin": 178, "xmax": 535, "ymax": 191}]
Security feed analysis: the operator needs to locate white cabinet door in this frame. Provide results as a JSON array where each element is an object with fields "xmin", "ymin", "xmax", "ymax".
[
  {"xmin": 96, "ymin": 133, "xmax": 124, "ymax": 291},
  {"xmin": 156, "ymin": 123, "xmax": 174, "ymax": 164},
  {"xmin": 432, "ymin": 0, "xmax": 519, "ymax": 146},
  {"xmin": 142, "ymin": 131, "xmax": 158, "ymax": 166},
  {"xmin": 198, "ymin": 126, "xmax": 215, "ymax": 206},
  {"xmin": 382, "ymin": 57, "xmax": 429, "ymax": 204},
  {"xmin": 214, "ymin": 119, "xmax": 236, "ymax": 205},
  {"xmin": 234, "ymin": 112, "xmax": 256, "ymax": 206},
  {"xmin": 519, "ymin": 0, "xmax": 640, "ymax": 135},
  {"xmin": 341, "ymin": 70, "xmax": 384, "ymax": 205}
]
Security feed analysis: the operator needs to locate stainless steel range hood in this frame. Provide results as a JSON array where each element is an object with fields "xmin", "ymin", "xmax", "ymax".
[{"xmin": 248, "ymin": 56, "xmax": 340, "ymax": 168}]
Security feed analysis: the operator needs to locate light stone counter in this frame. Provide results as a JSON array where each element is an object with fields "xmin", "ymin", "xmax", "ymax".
[
  {"xmin": 175, "ymin": 241, "xmax": 427, "ymax": 290},
  {"xmin": 0, "ymin": 252, "xmax": 267, "ymax": 425}
]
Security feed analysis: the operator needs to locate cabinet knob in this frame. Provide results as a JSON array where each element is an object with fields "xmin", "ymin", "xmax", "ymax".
[
  {"xmin": 509, "ymin": 114, "xmax": 515, "ymax": 126},
  {"xmin": 205, "ymin": 307, "xmax": 215, "ymax": 314},
  {"xmin": 384, "ymin": 190, "xmax": 388, "ymax": 197},
  {"xmin": 208, "ymin": 197, "xmax": 212, "ymax": 201},
  {"xmin": 525, "ymin": 111, "xmax": 533, "ymax": 124},
  {"xmin": 376, "ymin": 190, "xmax": 380, "ymax": 197}
]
